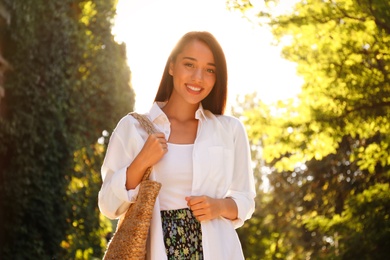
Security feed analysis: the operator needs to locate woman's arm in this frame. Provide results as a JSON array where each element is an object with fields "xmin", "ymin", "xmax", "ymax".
[
  {"xmin": 98, "ymin": 117, "xmax": 143, "ymax": 219},
  {"xmin": 185, "ymin": 196, "xmax": 238, "ymax": 222},
  {"xmin": 125, "ymin": 132, "xmax": 167, "ymax": 189},
  {"xmin": 225, "ymin": 118, "xmax": 256, "ymax": 227}
]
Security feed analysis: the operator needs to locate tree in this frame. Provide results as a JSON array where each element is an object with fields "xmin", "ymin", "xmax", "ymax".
[
  {"xmin": 228, "ymin": 0, "xmax": 390, "ymax": 259},
  {"xmin": 0, "ymin": 0, "xmax": 134, "ymax": 259}
]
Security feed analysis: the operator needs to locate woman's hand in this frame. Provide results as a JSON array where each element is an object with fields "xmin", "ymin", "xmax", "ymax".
[
  {"xmin": 126, "ymin": 133, "xmax": 167, "ymax": 189},
  {"xmin": 138, "ymin": 132, "xmax": 168, "ymax": 167},
  {"xmin": 185, "ymin": 196, "xmax": 238, "ymax": 222}
]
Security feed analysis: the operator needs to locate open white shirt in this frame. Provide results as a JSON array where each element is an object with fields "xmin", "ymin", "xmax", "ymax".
[{"xmin": 98, "ymin": 102, "xmax": 256, "ymax": 260}]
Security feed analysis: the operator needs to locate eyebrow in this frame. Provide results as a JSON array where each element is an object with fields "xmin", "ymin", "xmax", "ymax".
[{"xmin": 182, "ymin": 56, "xmax": 216, "ymax": 67}]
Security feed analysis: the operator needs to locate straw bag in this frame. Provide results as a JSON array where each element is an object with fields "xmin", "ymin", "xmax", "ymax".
[{"xmin": 103, "ymin": 112, "xmax": 162, "ymax": 260}]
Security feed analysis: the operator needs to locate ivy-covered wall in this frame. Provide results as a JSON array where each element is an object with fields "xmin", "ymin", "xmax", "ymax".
[{"xmin": 0, "ymin": 0, "xmax": 134, "ymax": 259}]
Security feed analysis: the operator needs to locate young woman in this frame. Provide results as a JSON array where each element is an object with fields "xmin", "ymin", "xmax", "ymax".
[{"xmin": 98, "ymin": 31, "xmax": 255, "ymax": 260}]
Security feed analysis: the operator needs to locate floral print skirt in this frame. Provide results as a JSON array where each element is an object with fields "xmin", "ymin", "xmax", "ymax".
[{"xmin": 161, "ymin": 208, "xmax": 203, "ymax": 260}]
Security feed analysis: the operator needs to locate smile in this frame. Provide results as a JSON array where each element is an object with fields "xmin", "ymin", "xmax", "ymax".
[{"xmin": 187, "ymin": 85, "xmax": 202, "ymax": 92}]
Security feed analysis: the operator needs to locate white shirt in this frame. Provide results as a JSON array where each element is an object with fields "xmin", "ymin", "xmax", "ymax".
[
  {"xmin": 98, "ymin": 102, "xmax": 256, "ymax": 260},
  {"xmin": 155, "ymin": 143, "xmax": 194, "ymax": 210}
]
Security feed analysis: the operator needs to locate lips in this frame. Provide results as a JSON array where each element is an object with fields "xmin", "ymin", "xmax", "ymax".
[{"xmin": 187, "ymin": 84, "xmax": 202, "ymax": 92}]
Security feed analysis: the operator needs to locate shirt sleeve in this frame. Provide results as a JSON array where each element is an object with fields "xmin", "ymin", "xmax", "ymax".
[
  {"xmin": 98, "ymin": 117, "xmax": 142, "ymax": 219},
  {"xmin": 225, "ymin": 118, "xmax": 256, "ymax": 228}
]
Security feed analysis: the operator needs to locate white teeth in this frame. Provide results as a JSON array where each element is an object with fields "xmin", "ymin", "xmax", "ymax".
[{"xmin": 188, "ymin": 85, "xmax": 201, "ymax": 92}]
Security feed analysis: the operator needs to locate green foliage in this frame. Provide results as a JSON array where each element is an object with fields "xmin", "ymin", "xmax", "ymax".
[
  {"xmin": 305, "ymin": 183, "xmax": 390, "ymax": 259},
  {"xmin": 229, "ymin": 0, "xmax": 390, "ymax": 259},
  {"xmin": 62, "ymin": 142, "xmax": 113, "ymax": 259},
  {"xmin": 0, "ymin": 0, "xmax": 133, "ymax": 259},
  {"xmin": 266, "ymin": 0, "xmax": 390, "ymax": 172}
]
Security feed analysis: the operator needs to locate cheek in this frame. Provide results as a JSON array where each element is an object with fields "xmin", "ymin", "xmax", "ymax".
[{"xmin": 172, "ymin": 65, "xmax": 189, "ymax": 78}]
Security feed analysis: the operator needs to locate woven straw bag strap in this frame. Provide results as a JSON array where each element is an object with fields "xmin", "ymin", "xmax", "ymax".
[
  {"xmin": 130, "ymin": 112, "xmax": 158, "ymax": 181},
  {"xmin": 130, "ymin": 112, "xmax": 158, "ymax": 135}
]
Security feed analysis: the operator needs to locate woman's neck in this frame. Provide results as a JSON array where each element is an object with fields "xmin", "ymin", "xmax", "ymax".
[
  {"xmin": 162, "ymin": 100, "xmax": 199, "ymax": 122},
  {"xmin": 162, "ymin": 99, "xmax": 199, "ymax": 144}
]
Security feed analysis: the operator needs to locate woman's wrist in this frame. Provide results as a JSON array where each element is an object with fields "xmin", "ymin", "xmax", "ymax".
[{"xmin": 219, "ymin": 197, "xmax": 238, "ymax": 220}]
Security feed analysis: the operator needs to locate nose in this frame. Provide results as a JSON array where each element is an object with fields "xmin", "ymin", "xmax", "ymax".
[{"xmin": 192, "ymin": 68, "xmax": 204, "ymax": 82}]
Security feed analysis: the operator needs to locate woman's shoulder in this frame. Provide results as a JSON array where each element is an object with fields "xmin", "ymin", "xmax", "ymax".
[
  {"xmin": 204, "ymin": 112, "xmax": 246, "ymax": 135},
  {"xmin": 116, "ymin": 113, "xmax": 138, "ymax": 126},
  {"xmin": 112, "ymin": 113, "xmax": 140, "ymax": 135},
  {"xmin": 213, "ymin": 113, "xmax": 243, "ymax": 127}
]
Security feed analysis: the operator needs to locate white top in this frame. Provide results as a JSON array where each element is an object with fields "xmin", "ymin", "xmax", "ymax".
[
  {"xmin": 98, "ymin": 102, "xmax": 256, "ymax": 260},
  {"xmin": 154, "ymin": 143, "xmax": 194, "ymax": 210}
]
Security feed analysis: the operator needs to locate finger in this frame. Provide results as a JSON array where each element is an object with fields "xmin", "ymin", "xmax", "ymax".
[
  {"xmin": 192, "ymin": 210, "xmax": 207, "ymax": 222},
  {"xmin": 196, "ymin": 216, "xmax": 206, "ymax": 222},
  {"xmin": 191, "ymin": 207, "xmax": 204, "ymax": 216},
  {"xmin": 187, "ymin": 196, "xmax": 206, "ymax": 207},
  {"xmin": 147, "ymin": 133, "xmax": 164, "ymax": 143},
  {"xmin": 148, "ymin": 134, "xmax": 167, "ymax": 145},
  {"xmin": 189, "ymin": 204, "xmax": 205, "ymax": 214},
  {"xmin": 153, "ymin": 132, "xmax": 166, "ymax": 139}
]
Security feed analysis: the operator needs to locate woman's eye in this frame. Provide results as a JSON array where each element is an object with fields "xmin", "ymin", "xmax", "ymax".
[
  {"xmin": 206, "ymin": 68, "xmax": 215, "ymax": 74},
  {"xmin": 184, "ymin": 63, "xmax": 194, "ymax": 68}
]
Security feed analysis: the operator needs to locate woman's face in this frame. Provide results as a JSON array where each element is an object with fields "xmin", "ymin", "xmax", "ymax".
[{"xmin": 169, "ymin": 40, "xmax": 216, "ymax": 106}]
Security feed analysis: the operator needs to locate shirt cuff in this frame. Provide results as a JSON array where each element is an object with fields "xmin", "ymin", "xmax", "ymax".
[
  {"xmin": 226, "ymin": 192, "xmax": 255, "ymax": 228},
  {"xmin": 110, "ymin": 166, "xmax": 140, "ymax": 203},
  {"xmin": 127, "ymin": 185, "xmax": 140, "ymax": 202}
]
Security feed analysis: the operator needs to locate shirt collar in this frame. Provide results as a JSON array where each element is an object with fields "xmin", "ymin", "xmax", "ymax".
[
  {"xmin": 195, "ymin": 103, "xmax": 208, "ymax": 121},
  {"xmin": 148, "ymin": 102, "xmax": 208, "ymax": 122}
]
